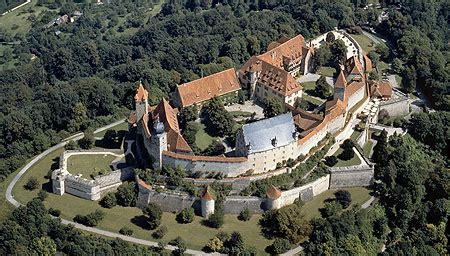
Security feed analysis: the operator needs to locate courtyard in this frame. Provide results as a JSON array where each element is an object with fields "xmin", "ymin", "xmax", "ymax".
[{"xmin": 67, "ymin": 154, "xmax": 118, "ymax": 179}]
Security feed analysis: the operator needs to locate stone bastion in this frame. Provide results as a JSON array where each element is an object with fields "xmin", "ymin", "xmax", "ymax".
[{"xmin": 51, "ymin": 150, "xmax": 133, "ymax": 200}]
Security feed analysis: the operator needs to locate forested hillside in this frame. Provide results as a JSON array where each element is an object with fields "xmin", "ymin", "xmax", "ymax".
[{"xmin": 0, "ymin": 0, "xmax": 25, "ymax": 13}]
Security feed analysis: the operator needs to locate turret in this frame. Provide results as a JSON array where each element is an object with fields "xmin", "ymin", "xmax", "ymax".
[
  {"xmin": 135, "ymin": 81, "xmax": 149, "ymax": 122},
  {"xmin": 149, "ymin": 117, "xmax": 167, "ymax": 169},
  {"xmin": 201, "ymin": 186, "xmax": 215, "ymax": 218},
  {"xmin": 248, "ymin": 60, "xmax": 262, "ymax": 98},
  {"xmin": 266, "ymin": 184, "xmax": 282, "ymax": 210}
]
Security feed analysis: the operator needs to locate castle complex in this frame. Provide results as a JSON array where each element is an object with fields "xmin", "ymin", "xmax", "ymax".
[{"xmin": 128, "ymin": 33, "xmax": 369, "ymax": 178}]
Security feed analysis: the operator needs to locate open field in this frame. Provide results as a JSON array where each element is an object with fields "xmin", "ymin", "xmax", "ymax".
[
  {"xmin": 301, "ymin": 187, "xmax": 371, "ymax": 219},
  {"xmin": 318, "ymin": 66, "xmax": 336, "ymax": 77},
  {"xmin": 67, "ymin": 154, "xmax": 116, "ymax": 179}
]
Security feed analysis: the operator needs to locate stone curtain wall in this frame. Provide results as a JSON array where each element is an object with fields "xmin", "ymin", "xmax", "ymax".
[
  {"xmin": 379, "ymin": 98, "xmax": 409, "ymax": 117},
  {"xmin": 224, "ymin": 196, "xmax": 265, "ymax": 214},
  {"xmin": 278, "ymin": 175, "xmax": 330, "ymax": 208},
  {"xmin": 162, "ymin": 152, "xmax": 251, "ymax": 177},
  {"xmin": 329, "ymin": 165, "xmax": 374, "ymax": 188},
  {"xmin": 94, "ymin": 167, "xmax": 134, "ymax": 188}
]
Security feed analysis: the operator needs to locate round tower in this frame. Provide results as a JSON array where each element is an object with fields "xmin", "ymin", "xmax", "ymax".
[
  {"xmin": 201, "ymin": 186, "xmax": 215, "ymax": 218},
  {"xmin": 266, "ymin": 184, "xmax": 282, "ymax": 210}
]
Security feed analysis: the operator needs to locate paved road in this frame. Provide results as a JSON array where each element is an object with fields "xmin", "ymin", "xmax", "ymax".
[
  {"xmin": 1, "ymin": 0, "xmax": 31, "ymax": 16},
  {"xmin": 4, "ymin": 119, "xmax": 210, "ymax": 255}
]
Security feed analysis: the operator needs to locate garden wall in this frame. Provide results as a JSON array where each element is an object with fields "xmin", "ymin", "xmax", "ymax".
[
  {"xmin": 278, "ymin": 174, "xmax": 330, "ymax": 208},
  {"xmin": 329, "ymin": 165, "xmax": 374, "ymax": 188}
]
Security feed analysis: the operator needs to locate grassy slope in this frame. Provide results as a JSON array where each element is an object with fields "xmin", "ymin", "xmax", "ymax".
[
  {"xmin": 332, "ymin": 147, "xmax": 362, "ymax": 167},
  {"xmin": 193, "ymin": 122, "xmax": 215, "ymax": 150},
  {"xmin": 301, "ymin": 187, "xmax": 371, "ymax": 220},
  {"xmin": 318, "ymin": 66, "xmax": 336, "ymax": 77}
]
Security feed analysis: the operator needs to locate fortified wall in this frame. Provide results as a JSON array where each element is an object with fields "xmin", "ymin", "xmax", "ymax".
[{"xmin": 51, "ymin": 150, "xmax": 133, "ymax": 200}]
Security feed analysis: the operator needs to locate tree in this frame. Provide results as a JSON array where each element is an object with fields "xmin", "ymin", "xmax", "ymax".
[
  {"xmin": 170, "ymin": 236, "xmax": 186, "ymax": 256},
  {"xmin": 372, "ymin": 129, "xmax": 389, "ymax": 164},
  {"xmin": 143, "ymin": 203, "xmax": 162, "ymax": 229},
  {"xmin": 368, "ymin": 51, "xmax": 380, "ymax": 68},
  {"xmin": 204, "ymin": 236, "xmax": 223, "ymax": 252},
  {"xmin": 339, "ymin": 139, "xmax": 354, "ymax": 160},
  {"xmin": 330, "ymin": 39, "xmax": 347, "ymax": 64},
  {"xmin": 315, "ymin": 76, "xmax": 332, "ymax": 98},
  {"xmin": 115, "ymin": 182, "xmax": 137, "ymax": 207},
  {"xmin": 310, "ymin": 46, "xmax": 332, "ymax": 72},
  {"xmin": 375, "ymin": 44, "xmax": 390, "ymax": 60},
  {"xmin": 119, "ymin": 226, "xmax": 133, "ymax": 236},
  {"xmin": 37, "ymin": 190, "xmax": 48, "ymax": 201},
  {"xmin": 176, "ymin": 207, "xmax": 194, "ymax": 224},
  {"xmin": 335, "ymin": 190, "xmax": 352, "ymax": 209},
  {"xmin": 325, "ymin": 155, "xmax": 338, "ymax": 167},
  {"xmin": 30, "ymin": 236, "xmax": 56, "ymax": 255},
  {"xmin": 202, "ymin": 140, "xmax": 225, "ymax": 156},
  {"xmin": 78, "ymin": 131, "xmax": 95, "ymax": 149},
  {"xmin": 325, "ymin": 32, "xmax": 335, "ymax": 43},
  {"xmin": 321, "ymin": 200, "xmax": 343, "ymax": 217},
  {"xmin": 207, "ymin": 208, "xmax": 224, "ymax": 228},
  {"xmin": 24, "ymin": 177, "xmax": 39, "ymax": 191},
  {"xmin": 269, "ymin": 238, "xmax": 291, "ymax": 255},
  {"xmin": 226, "ymin": 231, "xmax": 246, "ymax": 255},
  {"xmin": 391, "ymin": 58, "xmax": 403, "ymax": 74},
  {"xmin": 407, "ymin": 111, "xmax": 448, "ymax": 154},
  {"xmin": 68, "ymin": 102, "xmax": 88, "ymax": 132},
  {"xmin": 99, "ymin": 192, "xmax": 117, "ymax": 208},
  {"xmin": 263, "ymin": 98, "xmax": 283, "ymax": 118},
  {"xmin": 204, "ymin": 97, "xmax": 235, "ymax": 137},
  {"xmin": 238, "ymin": 208, "xmax": 251, "ymax": 221},
  {"xmin": 260, "ymin": 204, "xmax": 312, "ymax": 243},
  {"xmin": 152, "ymin": 225, "xmax": 168, "ymax": 239},
  {"xmin": 179, "ymin": 105, "xmax": 198, "ymax": 129}
]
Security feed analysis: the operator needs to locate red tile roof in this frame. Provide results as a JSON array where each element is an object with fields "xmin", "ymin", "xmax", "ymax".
[
  {"xmin": 266, "ymin": 185, "xmax": 281, "ymax": 199},
  {"xmin": 167, "ymin": 129, "xmax": 192, "ymax": 153},
  {"xmin": 364, "ymin": 55, "xmax": 373, "ymax": 73},
  {"xmin": 162, "ymin": 150, "xmax": 247, "ymax": 163},
  {"xmin": 370, "ymin": 80, "xmax": 392, "ymax": 98},
  {"xmin": 344, "ymin": 56, "xmax": 363, "ymax": 76},
  {"xmin": 176, "ymin": 68, "xmax": 240, "ymax": 108},
  {"xmin": 335, "ymin": 70, "xmax": 347, "ymax": 89},
  {"xmin": 257, "ymin": 35, "xmax": 307, "ymax": 69},
  {"xmin": 201, "ymin": 186, "xmax": 215, "ymax": 201},
  {"xmin": 134, "ymin": 82, "xmax": 148, "ymax": 102}
]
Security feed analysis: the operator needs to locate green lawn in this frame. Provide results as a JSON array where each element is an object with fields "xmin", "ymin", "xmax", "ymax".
[
  {"xmin": 94, "ymin": 121, "xmax": 128, "ymax": 137},
  {"xmin": 318, "ymin": 66, "xmax": 337, "ymax": 77},
  {"xmin": 10, "ymin": 145, "xmax": 271, "ymax": 253},
  {"xmin": 333, "ymin": 147, "xmax": 362, "ymax": 167},
  {"xmin": 301, "ymin": 187, "xmax": 371, "ymax": 220},
  {"xmin": 350, "ymin": 33, "xmax": 375, "ymax": 53},
  {"xmin": 302, "ymin": 81, "xmax": 317, "ymax": 91},
  {"xmin": 362, "ymin": 141, "xmax": 373, "ymax": 158},
  {"xmin": 0, "ymin": 0, "xmax": 56, "ymax": 36},
  {"xmin": 378, "ymin": 61, "xmax": 390, "ymax": 73},
  {"xmin": 350, "ymin": 130, "xmax": 362, "ymax": 142},
  {"xmin": 67, "ymin": 154, "xmax": 117, "ymax": 179},
  {"xmin": 229, "ymin": 110, "xmax": 253, "ymax": 118},
  {"xmin": 303, "ymin": 94, "xmax": 324, "ymax": 106},
  {"xmin": 192, "ymin": 122, "xmax": 216, "ymax": 150}
]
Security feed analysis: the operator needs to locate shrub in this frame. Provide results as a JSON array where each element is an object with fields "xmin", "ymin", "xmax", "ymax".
[
  {"xmin": 73, "ymin": 210, "xmax": 105, "ymax": 227},
  {"xmin": 321, "ymin": 200, "xmax": 343, "ymax": 217},
  {"xmin": 238, "ymin": 208, "xmax": 251, "ymax": 222},
  {"xmin": 325, "ymin": 155, "xmax": 338, "ymax": 167},
  {"xmin": 24, "ymin": 177, "xmax": 39, "ymax": 191},
  {"xmin": 269, "ymin": 238, "xmax": 291, "ymax": 255},
  {"xmin": 204, "ymin": 236, "xmax": 224, "ymax": 252},
  {"xmin": 78, "ymin": 132, "xmax": 95, "ymax": 149},
  {"xmin": 115, "ymin": 182, "xmax": 137, "ymax": 207},
  {"xmin": 37, "ymin": 190, "xmax": 48, "ymax": 201},
  {"xmin": 176, "ymin": 207, "xmax": 195, "ymax": 224},
  {"xmin": 207, "ymin": 208, "xmax": 224, "ymax": 228},
  {"xmin": 152, "ymin": 225, "xmax": 168, "ymax": 239},
  {"xmin": 119, "ymin": 226, "xmax": 133, "ymax": 236},
  {"xmin": 143, "ymin": 203, "xmax": 162, "ymax": 229},
  {"xmin": 48, "ymin": 208, "xmax": 61, "ymax": 217},
  {"xmin": 335, "ymin": 190, "xmax": 352, "ymax": 209},
  {"xmin": 99, "ymin": 192, "xmax": 117, "ymax": 208}
]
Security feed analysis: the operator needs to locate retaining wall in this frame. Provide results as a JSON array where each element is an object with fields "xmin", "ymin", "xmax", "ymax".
[
  {"xmin": 329, "ymin": 165, "xmax": 374, "ymax": 188},
  {"xmin": 278, "ymin": 175, "xmax": 330, "ymax": 208}
]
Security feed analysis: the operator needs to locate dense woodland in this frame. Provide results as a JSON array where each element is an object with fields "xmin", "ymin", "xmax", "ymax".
[{"xmin": 0, "ymin": 0, "xmax": 448, "ymax": 254}]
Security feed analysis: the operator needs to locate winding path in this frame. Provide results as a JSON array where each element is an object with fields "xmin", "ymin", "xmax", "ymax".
[{"xmin": 4, "ymin": 119, "xmax": 211, "ymax": 255}]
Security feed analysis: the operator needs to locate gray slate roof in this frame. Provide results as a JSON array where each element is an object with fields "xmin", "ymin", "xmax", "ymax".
[{"xmin": 242, "ymin": 112, "xmax": 296, "ymax": 154}]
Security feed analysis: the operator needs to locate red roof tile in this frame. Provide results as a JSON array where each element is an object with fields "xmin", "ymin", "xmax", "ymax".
[{"xmin": 266, "ymin": 185, "xmax": 281, "ymax": 199}]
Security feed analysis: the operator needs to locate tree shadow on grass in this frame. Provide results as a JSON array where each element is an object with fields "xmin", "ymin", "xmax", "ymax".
[{"xmin": 131, "ymin": 215, "xmax": 152, "ymax": 230}]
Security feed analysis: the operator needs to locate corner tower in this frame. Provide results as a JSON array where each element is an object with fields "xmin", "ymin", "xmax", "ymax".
[
  {"xmin": 149, "ymin": 117, "xmax": 167, "ymax": 169},
  {"xmin": 201, "ymin": 186, "xmax": 215, "ymax": 217}
]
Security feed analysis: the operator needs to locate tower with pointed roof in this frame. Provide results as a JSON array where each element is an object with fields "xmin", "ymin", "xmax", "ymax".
[
  {"xmin": 266, "ymin": 184, "xmax": 282, "ymax": 210},
  {"xmin": 135, "ymin": 81, "xmax": 149, "ymax": 122},
  {"xmin": 148, "ymin": 116, "xmax": 167, "ymax": 169},
  {"xmin": 201, "ymin": 186, "xmax": 215, "ymax": 217}
]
